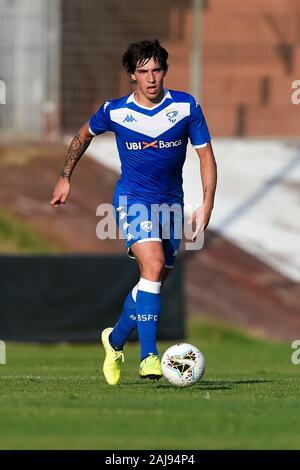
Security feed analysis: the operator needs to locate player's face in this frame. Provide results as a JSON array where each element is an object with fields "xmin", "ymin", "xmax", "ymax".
[{"xmin": 131, "ymin": 57, "xmax": 166, "ymax": 103}]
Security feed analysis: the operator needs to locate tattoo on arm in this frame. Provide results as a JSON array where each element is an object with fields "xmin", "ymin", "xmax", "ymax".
[
  {"xmin": 60, "ymin": 131, "xmax": 91, "ymax": 180},
  {"xmin": 203, "ymin": 186, "xmax": 208, "ymax": 201}
]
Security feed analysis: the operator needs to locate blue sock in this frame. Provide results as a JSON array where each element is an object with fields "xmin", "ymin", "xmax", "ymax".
[
  {"xmin": 109, "ymin": 284, "xmax": 138, "ymax": 350},
  {"xmin": 136, "ymin": 278, "xmax": 161, "ymax": 360}
]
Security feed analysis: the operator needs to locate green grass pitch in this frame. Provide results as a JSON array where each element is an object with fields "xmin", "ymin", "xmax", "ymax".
[{"xmin": 0, "ymin": 320, "xmax": 299, "ymax": 450}]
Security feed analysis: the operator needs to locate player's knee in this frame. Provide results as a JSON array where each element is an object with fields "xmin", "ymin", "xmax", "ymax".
[{"xmin": 141, "ymin": 258, "xmax": 165, "ymax": 281}]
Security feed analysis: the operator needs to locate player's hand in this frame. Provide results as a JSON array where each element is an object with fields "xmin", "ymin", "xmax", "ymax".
[
  {"xmin": 188, "ymin": 202, "xmax": 213, "ymax": 241},
  {"xmin": 50, "ymin": 177, "xmax": 71, "ymax": 208}
]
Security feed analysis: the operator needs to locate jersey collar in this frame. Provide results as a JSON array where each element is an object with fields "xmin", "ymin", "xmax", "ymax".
[{"xmin": 126, "ymin": 89, "xmax": 171, "ymax": 110}]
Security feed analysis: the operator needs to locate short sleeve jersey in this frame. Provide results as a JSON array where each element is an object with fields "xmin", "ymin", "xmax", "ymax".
[{"xmin": 89, "ymin": 89, "xmax": 211, "ymax": 204}]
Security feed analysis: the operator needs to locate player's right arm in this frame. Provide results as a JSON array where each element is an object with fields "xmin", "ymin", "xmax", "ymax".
[
  {"xmin": 50, "ymin": 101, "xmax": 112, "ymax": 208},
  {"xmin": 50, "ymin": 121, "xmax": 94, "ymax": 208}
]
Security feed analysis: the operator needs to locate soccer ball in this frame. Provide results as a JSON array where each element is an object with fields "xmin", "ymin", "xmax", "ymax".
[{"xmin": 161, "ymin": 343, "xmax": 205, "ymax": 387}]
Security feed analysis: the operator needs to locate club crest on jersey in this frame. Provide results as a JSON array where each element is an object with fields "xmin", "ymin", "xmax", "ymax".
[
  {"xmin": 166, "ymin": 108, "xmax": 178, "ymax": 123},
  {"xmin": 140, "ymin": 221, "xmax": 153, "ymax": 233},
  {"xmin": 123, "ymin": 114, "xmax": 137, "ymax": 123}
]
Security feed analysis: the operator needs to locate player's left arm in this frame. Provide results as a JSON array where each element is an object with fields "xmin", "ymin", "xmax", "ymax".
[{"xmin": 189, "ymin": 142, "xmax": 217, "ymax": 240}]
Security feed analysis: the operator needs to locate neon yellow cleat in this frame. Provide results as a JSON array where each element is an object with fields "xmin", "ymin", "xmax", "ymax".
[
  {"xmin": 139, "ymin": 353, "xmax": 162, "ymax": 380},
  {"xmin": 101, "ymin": 327, "xmax": 124, "ymax": 385}
]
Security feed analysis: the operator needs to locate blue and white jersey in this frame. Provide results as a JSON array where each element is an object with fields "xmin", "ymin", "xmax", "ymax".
[{"xmin": 89, "ymin": 89, "xmax": 211, "ymax": 204}]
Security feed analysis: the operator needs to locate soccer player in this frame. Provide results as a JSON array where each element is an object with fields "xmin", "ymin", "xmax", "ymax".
[{"xmin": 50, "ymin": 39, "xmax": 217, "ymax": 385}]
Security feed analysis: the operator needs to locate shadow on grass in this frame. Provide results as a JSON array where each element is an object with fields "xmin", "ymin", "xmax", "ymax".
[
  {"xmin": 154, "ymin": 378, "xmax": 276, "ymax": 391},
  {"xmin": 120, "ymin": 378, "xmax": 279, "ymax": 391}
]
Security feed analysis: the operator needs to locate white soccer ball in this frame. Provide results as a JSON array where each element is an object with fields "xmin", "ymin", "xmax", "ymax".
[{"xmin": 161, "ymin": 343, "xmax": 205, "ymax": 387}]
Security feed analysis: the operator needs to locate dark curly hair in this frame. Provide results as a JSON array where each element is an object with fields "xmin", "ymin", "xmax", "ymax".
[{"xmin": 122, "ymin": 39, "xmax": 169, "ymax": 74}]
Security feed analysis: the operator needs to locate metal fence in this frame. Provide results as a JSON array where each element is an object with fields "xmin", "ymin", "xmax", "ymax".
[
  {"xmin": 0, "ymin": 0, "xmax": 191, "ymax": 136},
  {"xmin": 61, "ymin": 0, "xmax": 190, "ymax": 132},
  {"xmin": 0, "ymin": 0, "xmax": 60, "ymax": 136},
  {"xmin": 1, "ymin": 0, "xmax": 299, "ymax": 137}
]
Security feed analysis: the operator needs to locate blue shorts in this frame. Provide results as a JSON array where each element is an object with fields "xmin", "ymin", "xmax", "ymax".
[{"xmin": 113, "ymin": 195, "xmax": 184, "ymax": 269}]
